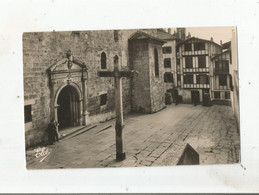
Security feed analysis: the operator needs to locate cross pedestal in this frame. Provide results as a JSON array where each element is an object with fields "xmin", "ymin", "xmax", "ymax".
[{"xmin": 98, "ymin": 65, "xmax": 136, "ymax": 161}]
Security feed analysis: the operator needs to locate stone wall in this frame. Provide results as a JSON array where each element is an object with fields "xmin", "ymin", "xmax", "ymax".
[
  {"xmin": 23, "ymin": 30, "xmax": 127, "ymax": 148},
  {"xmin": 148, "ymin": 42, "xmax": 166, "ymax": 113},
  {"xmin": 23, "ymin": 29, "xmax": 159, "ymax": 148},
  {"xmin": 129, "ymin": 40, "xmax": 151, "ymax": 113}
]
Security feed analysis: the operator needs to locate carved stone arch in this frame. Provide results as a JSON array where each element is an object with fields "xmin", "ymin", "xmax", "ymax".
[
  {"xmin": 54, "ymin": 82, "xmax": 82, "ymax": 106},
  {"xmin": 47, "ymin": 50, "xmax": 88, "ymax": 131},
  {"xmin": 55, "ymin": 83, "xmax": 82, "ymax": 129}
]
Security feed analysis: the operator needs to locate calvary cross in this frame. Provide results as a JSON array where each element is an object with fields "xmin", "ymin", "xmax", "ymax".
[{"xmin": 98, "ymin": 57, "xmax": 137, "ymax": 161}]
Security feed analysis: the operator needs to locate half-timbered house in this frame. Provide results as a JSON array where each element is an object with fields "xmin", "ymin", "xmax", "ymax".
[{"xmin": 176, "ymin": 37, "xmax": 223, "ymax": 104}]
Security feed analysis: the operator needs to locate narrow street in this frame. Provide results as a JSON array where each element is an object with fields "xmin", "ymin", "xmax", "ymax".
[{"xmin": 26, "ymin": 104, "xmax": 240, "ymax": 169}]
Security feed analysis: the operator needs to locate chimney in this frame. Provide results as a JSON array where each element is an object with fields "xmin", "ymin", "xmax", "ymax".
[
  {"xmin": 186, "ymin": 32, "xmax": 191, "ymax": 39},
  {"xmin": 168, "ymin": 28, "xmax": 171, "ymax": 34},
  {"xmin": 210, "ymin": 37, "xmax": 213, "ymax": 42},
  {"xmin": 177, "ymin": 28, "xmax": 186, "ymax": 40},
  {"xmin": 220, "ymin": 40, "xmax": 223, "ymax": 45}
]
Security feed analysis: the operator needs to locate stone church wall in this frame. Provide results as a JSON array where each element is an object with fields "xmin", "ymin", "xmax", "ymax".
[
  {"xmin": 23, "ymin": 29, "xmax": 160, "ymax": 148},
  {"xmin": 129, "ymin": 40, "xmax": 151, "ymax": 113},
  {"xmin": 23, "ymin": 30, "xmax": 129, "ymax": 148},
  {"xmin": 148, "ymin": 42, "xmax": 166, "ymax": 113}
]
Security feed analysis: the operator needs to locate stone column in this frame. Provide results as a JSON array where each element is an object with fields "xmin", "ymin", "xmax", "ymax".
[{"xmin": 81, "ymin": 70, "xmax": 87, "ymax": 125}]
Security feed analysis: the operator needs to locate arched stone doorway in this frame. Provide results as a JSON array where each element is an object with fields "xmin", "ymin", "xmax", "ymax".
[
  {"xmin": 57, "ymin": 85, "xmax": 80, "ymax": 130},
  {"xmin": 48, "ymin": 51, "xmax": 88, "ymax": 130}
]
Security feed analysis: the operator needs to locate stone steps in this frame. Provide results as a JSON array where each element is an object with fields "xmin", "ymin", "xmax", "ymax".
[{"xmin": 60, "ymin": 125, "xmax": 97, "ymax": 140}]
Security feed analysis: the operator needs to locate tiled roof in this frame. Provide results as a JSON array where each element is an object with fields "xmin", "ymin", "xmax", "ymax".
[
  {"xmin": 222, "ymin": 41, "xmax": 231, "ymax": 49},
  {"xmin": 156, "ymin": 29, "xmax": 179, "ymax": 40},
  {"xmin": 211, "ymin": 49, "xmax": 230, "ymax": 60},
  {"xmin": 177, "ymin": 37, "xmax": 222, "ymax": 48},
  {"xmin": 129, "ymin": 31, "xmax": 166, "ymax": 43}
]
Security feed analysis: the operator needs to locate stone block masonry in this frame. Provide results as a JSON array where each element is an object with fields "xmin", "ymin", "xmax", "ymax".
[
  {"xmin": 23, "ymin": 29, "xmax": 162, "ymax": 148},
  {"xmin": 23, "ymin": 31, "xmax": 128, "ymax": 148}
]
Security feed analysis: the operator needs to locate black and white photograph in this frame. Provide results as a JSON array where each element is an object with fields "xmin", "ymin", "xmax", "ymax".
[{"xmin": 24, "ymin": 27, "xmax": 240, "ymax": 169}]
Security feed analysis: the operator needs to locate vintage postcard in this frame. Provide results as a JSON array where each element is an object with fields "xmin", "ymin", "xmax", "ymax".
[{"xmin": 23, "ymin": 26, "xmax": 240, "ymax": 169}]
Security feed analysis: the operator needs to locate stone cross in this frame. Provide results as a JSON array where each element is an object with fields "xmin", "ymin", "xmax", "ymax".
[{"xmin": 98, "ymin": 59, "xmax": 137, "ymax": 161}]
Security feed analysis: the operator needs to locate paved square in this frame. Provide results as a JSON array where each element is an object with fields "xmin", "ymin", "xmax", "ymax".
[{"xmin": 26, "ymin": 104, "xmax": 240, "ymax": 169}]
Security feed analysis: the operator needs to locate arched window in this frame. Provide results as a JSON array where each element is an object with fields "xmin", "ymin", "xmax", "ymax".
[
  {"xmin": 101, "ymin": 52, "xmax": 107, "ymax": 69},
  {"xmin": 114, "ymin": 55, "xmax": 119, "ymax": 68},
  {"xmin": 114, "ymin": 30, "xmax": 119, "ymax": 42},
  {"xmin": 154, "ymin": 48, "xmax": 159, "ymax": 77}
]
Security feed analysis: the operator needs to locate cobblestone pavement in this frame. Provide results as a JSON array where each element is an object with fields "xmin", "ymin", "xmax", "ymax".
[{"xmin": 26, "ymin": 104, "xmax": 240, "ymax": 169}]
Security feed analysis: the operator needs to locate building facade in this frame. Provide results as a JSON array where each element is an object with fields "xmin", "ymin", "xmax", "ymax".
[
  {"xmin": 156, "ymin": 29, "xmax": 179, "ymax": 92},
  {"xmin": 23, "ymin": 29, "xmax": 166, "ymax": 148},
  {"xmin": 211, "ymin": 45, "xmax": 232, "ymax": 105},
  {"xmin": 176, "ymin": 37, "xmax": 223, "ymax": 104}
]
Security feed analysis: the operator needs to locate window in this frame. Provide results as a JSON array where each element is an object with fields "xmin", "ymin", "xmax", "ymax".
[
  {"xmin": 114, "ymin": 30, "xmax": 119, "ymax": 42},
  {"xmin": 164, "ymin": 73, "xmax": 174, "ymax": 83},
  {"xmin": 194, "ymin": 42, "xmax": 205, "ymax": 51},
  {"xmin": 24, "ymin": 105, "xmax": 32, "ymax": 123},
  {"xmin": 225, "ymin": 92, "xmax": 230, "ymax": 99},
  {"xmin": 177, "ymin": 58, "xmax": 180, "ymax": 65},
  {"xmin": 162, "ymin": 46, "xmax": 172, "ymax": 54},
  {"xmin": 154, "ymin": 49, "xmax": 159, "ymax": 77},
  {"xmin": 184, "ymin": 43, "xmax": 192, "ymax": 51},
  {"xmin": 114, "ymin": 55, "xmax": 119, "ymax": 68},
  {"xmin": 197, "ymin": 74, "xmax": 209, "ymax": 84},
  {"xmin": 101, "ymin": 52, "xmax": 107, "ymax": 69},
  {"xmin": 164, "ymin": 58, "xmax": 171, "ymax": 68},
  {"xmin": 185, "ymin": 57, "xmax": 193, "ymax": 68},
  {"xmin": 222, "ymin": 60, "xmax": 229, "ymax": 73},
  {"xmin": 219, "ymin": 75, "xmax": 227, "ymax": 86},
  {"xmin": 100, "ymin": 94, "xmax": 107, "ymax": 106},
  {"xmin": 198, "ymin": 56, "xmax": 206, "ymax": 68},
  {"xmin": 215, "ymin": 60, "xmax": 229, "ymax": 73},
  {"xmin": 184, "ymin": 74, "xmax": 193, "ymax": 84},
  {"xmin": 214, "ymin": 92, "xmax": 220, "ymax": 99}
]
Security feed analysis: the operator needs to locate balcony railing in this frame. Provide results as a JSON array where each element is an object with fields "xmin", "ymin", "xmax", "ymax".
[
  {"xmin": 183, "ymin": 84, "xmax": 210, "ymax": 89},
  {"xmin": 213, "ymin": 85, "xmax": 231, "ymax": 90},
  {"xmin": 213, "ymin": 68, "xmax": 230, "ymax": 74},
  {"xmin": 180, "ymin": 49, "xmax": 209, "ymax": 56},
  {"xmin": 183, "ymin": 67, "xmax": 209, "ymax": 73}
]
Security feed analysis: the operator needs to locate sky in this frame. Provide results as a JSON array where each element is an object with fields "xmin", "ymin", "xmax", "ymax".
[{"xmin": 169, "ymin": 26, "xmax": 234, "ymax": 44}]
